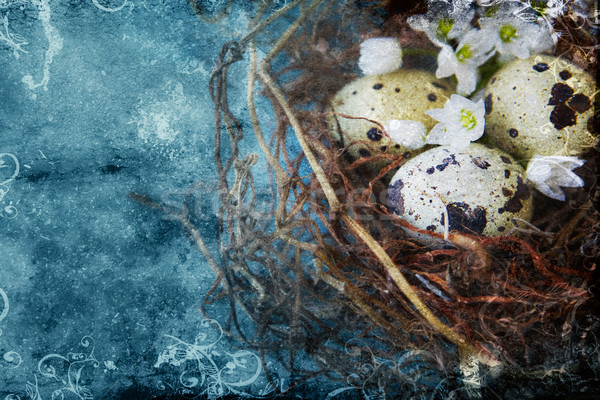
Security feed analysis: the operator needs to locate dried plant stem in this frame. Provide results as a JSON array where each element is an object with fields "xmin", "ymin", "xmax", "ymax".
[
  {"xmin": 253, "ymin": 3, "xmax": 472, "ymax": 346},
  {"xmin": 314, "ymin": 250, "xmax": 417, "ymax": 334},
  {"xmin": 248, "ymin": 42, "xmax": 292, "ymax": 227},
  {"xmin": 459, "ymin": 346, "xmax": 483, "ymax": 399},
  {"xmin": 248, "ymin": 44, "xmax": 287, "ymax": 181},
  {"xmin": 129, "ymin": 193, "xmax": 268, "ymax": 302},
  {"xmin": 342, "ymin": 215, "xmax": 490, "ymax": 361},
  {"xmin": 262, "ymin": 0, "xmax": 327, "ymax": 65},
  {"xmin": 241, "ymin": 0, "xmax": 307, "ymax": 48},
  {"xmin": 132, "ymin": 1, "xmax": 599, "ymax": 393},
  {"xmin": 258, "ymin": 53, "xmax": 491, "ymax": 365},
  {"xmin": 259, "ymin": 67, "xmax": 340, "ymax": 209}
]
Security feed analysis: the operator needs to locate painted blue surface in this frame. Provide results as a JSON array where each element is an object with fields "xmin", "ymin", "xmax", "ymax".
[
  {"xmin": 3, "ymin": 1, "xmax": 598, "ymax": 398},
  {"xmin": 0, "ymin": 1, "xmax": 293, "ymax": 398}
]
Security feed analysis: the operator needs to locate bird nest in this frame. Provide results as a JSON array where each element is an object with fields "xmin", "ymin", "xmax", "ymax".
[{"xmin": 134, "ymin": 0, "xmax": 599, "ymax": 398}]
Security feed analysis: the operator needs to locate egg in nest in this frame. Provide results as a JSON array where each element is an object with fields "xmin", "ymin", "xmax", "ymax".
[
  {"xmin": 328, "ymin": 70, "xmax": 454, "ymax": 162},
  {"xmin": 483, "ymin": 55, "xmax": 598, "ymax": 161},
  {"xmin": 386, "ymin": 143, "xmax": 533, "ymax": 244}
]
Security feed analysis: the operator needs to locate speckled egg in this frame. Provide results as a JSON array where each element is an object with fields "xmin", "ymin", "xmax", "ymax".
[
  {"xmin": 484, "ymin": 55, "xmax": 597, "ymax": 161},
  {"xmin": 328, "ymin": 69, "xmax": 454, "ymax": 162},
  {"xmin": 386, "ymin": 143, "xmax": 533, "ymax": 242}
]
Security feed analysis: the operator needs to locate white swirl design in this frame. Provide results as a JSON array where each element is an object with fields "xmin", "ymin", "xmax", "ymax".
[
  {"xmin": 0, "ymin": 287, "xmax": 8, "ymax": 324},
  {"xmin": 0, "ymin": 153, "xmax": 19, "ymax": 219},
  {"xmin": 18, "ymin": 336, "xmax": 100, "ymax": 400},
  {"xmin": 155, "ymin": 319, "xmax": 271, "ymax": 397},
  {"xmin": 0, "ymin": 14, "xmax": 28, "ymax": 59},
  {"xmin": 4, "ymin": 336, "xmax": 101, "ymax": 399},
  {"xmin": 21, "ymin": 0, "xmax": 63, "ymax": 93},
  {"xmin": 1, "ymin": 288, "xmax": 23, "ymax": 370}
]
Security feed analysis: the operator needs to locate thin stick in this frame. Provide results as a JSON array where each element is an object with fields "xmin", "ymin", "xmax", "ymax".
[
  {"xmin": 262, "ymin": 0, "xmax": 327, "ymax": 65},
  {"xmin": 240, "ymin": 0, "xmax": 307, "ymax": 48},
  {"xmin": 259, "ymin": 52, "xmax": 491, "ymax": 365},
  {"xmin": 248, "ymin": 43, "xmax": 288, "ymax": 181},
  {"xmin": 260, "ymin": 69, "xmax": 341, "ymax": 210}
]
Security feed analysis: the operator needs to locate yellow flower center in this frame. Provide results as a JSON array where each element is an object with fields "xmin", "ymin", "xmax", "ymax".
[
  {"xmin": 530, "ymin": 0, "xmax": 548, "ymax": 15},
  {"xmin": 437, "ymin": 18, "xmax": 454, "ymax": 39},
  {"xmin": 456, "ymin": 45, "xmax": 472, "ymax": 62},
  {"xmin": 460, "ymin": 109, "xmax": 477, "ymax": 129},
  {"xmin": 499, "ymin": 24, "xmax": 518, "ymax": 43}
]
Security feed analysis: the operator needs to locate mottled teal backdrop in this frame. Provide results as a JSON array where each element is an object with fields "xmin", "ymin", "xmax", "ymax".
[{"xmin": 0, "ymin": 0, "xmax": 310, "ymax": 398}]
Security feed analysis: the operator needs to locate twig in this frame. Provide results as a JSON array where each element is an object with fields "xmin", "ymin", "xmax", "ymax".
[{"xmin": 257, "ymin": 39, "xmax": 491, "ymax": 363}]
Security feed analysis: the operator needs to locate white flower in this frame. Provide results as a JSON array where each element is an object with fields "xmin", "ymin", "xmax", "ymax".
[
  {"xmin": 407, "ymin": 1, "xmax": 475, "ymax": 47},
  {"xmin": 524, "ymin": 0, "xmax": 566, "ymax": 21},
  {"xmin": 479, "ymin": 8, "xmax": 555, "ymax": 59},
  {"xmin": 384, "ymin": 120, "xmax": 427, "ymax": 150},
  {"xmin": 435, "ymin": 29, "xmax": 496, "ymax": 94},
  {"xmin": 526, "ymin": 155, "xmax": 586, "ymax": 201},
  {"xmin": 358, "ymin": 37, "xmax": 402, "ymax": 75},
  {"xmin": 425, "ymin": 94, "xmax": 485, "ymax": 149}
]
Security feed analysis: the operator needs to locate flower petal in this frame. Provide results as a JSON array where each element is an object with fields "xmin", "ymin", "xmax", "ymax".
[
  {"xmin": 479, "ymin": 9, "xmax": 557, "ymax": 60},
  {"xmin": 425, "ymin": 123, "xmax": 449, "ymax": 145},
  {"xmin": 358, "ymin": 37, "xmax": 403, "ymax": 75},
  {"xmin": 448, "ymin": 8, "xmax": 476, "ymax": 39},
  {"xmin": 407, "ymin": 3, "xmax": 476, "ymax": 47},
  {"xmin": 505, "ymin": 41, "xmax": 531, "ymax": 59},
  {"xmin": 447, "ymin": 137, "xmax": 472, "ymax": 150},
  {"xmin": 425, "ymin": 95, "xmax": 485, "ymax": 146},
  {"xmin": 455, "ymin": 64, "xmax": 479, "ymax": 95},
  {"xmin": 385, "ymin": 120, "xmax": 427, "ymax": 150},
  {"xmin": 526, "ymin": 155, "xmax": 586, "ymax": 201},
  {"xmin": 540, "ymin": 182, "xmax": 566, "ymax": 201},
  {"xmin": 548, "ymin": 166, "xmax": 584, "ymax": 187},
  {"xmin": 407, "ymin": 14, "xmax": 427, "ymax": 31},
  {"xmin": 435, "ymin": 46, "xmax": 457, "ymax": 78},
  {"xmin": 425, "ymin": 107, "xmax": 451, "ymax": 122},
  {"xmin": 449, "ymin": 94, "xmax": 476, "ymax": 110},
  {"xmin": 526, "ymin": 159, "xmax": 553, "ymax": 182},
  {"xmin": 461, "ymin": 29, "xmax": 497, "ymax": 65}
]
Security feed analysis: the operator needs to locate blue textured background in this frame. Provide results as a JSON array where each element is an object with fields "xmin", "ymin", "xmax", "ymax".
[{"xmin": 0, "ymin": 0, "xmax": 304, "ymax": 398}]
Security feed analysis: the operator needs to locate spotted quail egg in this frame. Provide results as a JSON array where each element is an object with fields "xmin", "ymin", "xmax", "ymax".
[
  {"xmin": 328, "ymin": 69, "xmax": 454, "ymax": 162},
  {"xmin": 386, "ymin": 143, "xmax": 533, "ymax": 244},
  {"xmin": 483, "ymin": 55, "xmax": 598, "ymax": 161}
]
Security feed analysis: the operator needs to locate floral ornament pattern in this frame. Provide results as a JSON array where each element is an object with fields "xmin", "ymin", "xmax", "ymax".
[
  {"xmin": 358, "ymin": 37, "xmax": 402, "ymax": 75},
  {"xmin": 0, "ymin": 288, "xmax": 8, "ymax": 331},
  {"xmin": 0, "ymin": 153, "xmax": 20, "ymax": 219},
  {"xmin": 0, "ymin": 288, "xmax": 23, "ymax": 370},
  {"xmin": 324, "ymin": 341, "xmax": 448, "ymax": 399},
  {"xmin": 526, "ymin": 155, "xmax": 586, "ymax": 201},
  {"xmin": 155, "ymin": 319, "xmax": 272, "ymax": 399},
  {"xmin": 0, "ymin": 14, "xmax": 28, "ymax": 58},
  {"xmin": 425, "ymin": 94, "xmax": 486, "ymax": 149},
  {"xmin": 4, "ymin": 336, "xmax": 100, "ymax": 400}
]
